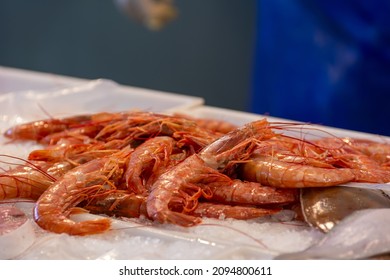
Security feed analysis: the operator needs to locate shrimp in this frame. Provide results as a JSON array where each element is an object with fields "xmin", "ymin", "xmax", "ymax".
[
  {"xmin": 33, "ymin": 148, "xmax": 132, "ymax": 235},
  {"xmin": 146, "ymin": 119, "xmax": 277, "ymax": 226},
  {"xmin": 82, "ymin": 191, "xmax": 148, "ymax": 219},
  {"xmin": 0, "ymin": 158, "xmax": 73, "ymax": 200},
  {"xmin": 28, "ymin": 138, "xmax": 126, "ymax": 166},
  {"xmin": 3, "ymin": 114, "xmax": 93, "ymax": 141},
  {"xmin": 192, "ymin": 202, "xmax": 281, "ymax": 220},
  {"xmin": 313, "ymin": 137, "xmax": 390, "ymax": 164},
  {"xmin": 208, "ymin": 179, "xmax": 298, "ymax": 206},
  {"xmin": 199, "ymin": 119, "xmax": 275, "ymax": 170},
  {"xmin": 240, "ymin": 155, "xmax": 355, "ymax": 188},
  {"xmin": 348, "ymin": 138, "xmax": 390, "ymax": 165},
  {"xmin": 125, "ymin": 136, "xmax": 184, "ymax": 195},
  {"xmin": 146, "ymin": 155, "xmax": 214, "ymax": 226},
  {"xmin": 95, "ymin": 112, "xmax": 220, "ymax": 150},
  {"xmin": 3, "ymin": 111, "xmax": 139, "ymax": 143},
  {"xmin": 173, "ymin": 113, "xmax": 238, "ymax": 134},
  {"xmin": 312, "ymin": 137, "xmax": 390, "ymax": 183},
  {"xmin": 83, "ymin": 191, "xmax": 280, "ymax": 222}
]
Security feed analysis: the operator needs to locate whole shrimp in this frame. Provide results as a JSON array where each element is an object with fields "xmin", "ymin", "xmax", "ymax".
[
  {"xmin": 33, "ymin": 148, "xmax": 132, "ymax": 235},
  {"xmin": 3, "ymin": 114, "xmax": 93, "ymax": 141},
  {"xmin": 240, "ymin": 155, "xmax": 355, "ymax": 188},
  {"xmin": 146, "ymin": 119, "xmax": 278, "ymax": 226}
]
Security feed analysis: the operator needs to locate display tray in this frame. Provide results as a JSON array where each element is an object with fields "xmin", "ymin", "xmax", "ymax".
[{"xmin": 0, "ymin": 67, "xmax": 389, "ymax": 260}]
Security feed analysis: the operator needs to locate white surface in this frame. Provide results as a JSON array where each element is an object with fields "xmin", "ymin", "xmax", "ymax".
[
  {"xmin": 0, "ymin": 66, "xmax": 84, "ymax": 93},
  {"xmin": 10, "ymin": 202, "xmax": 318, "ymax": 260}
]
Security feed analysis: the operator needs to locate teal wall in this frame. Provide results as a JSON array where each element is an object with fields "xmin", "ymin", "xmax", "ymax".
[{"xmin": 0, "ymin": 0, "xmax": 256, "ymax": 111}]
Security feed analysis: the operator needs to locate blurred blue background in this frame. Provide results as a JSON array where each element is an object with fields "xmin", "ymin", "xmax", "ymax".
[
  {"xmin": 1, "ymin": 0, "xmax": 389, "ymax": 135},
  {"xmin": 251, "ymin": 0, "xmax": 390, "ymax": 136}
]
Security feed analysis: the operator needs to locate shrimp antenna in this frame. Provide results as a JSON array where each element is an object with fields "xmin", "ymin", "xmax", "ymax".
[
  {"xmin": 0, "ymin": 154, "xmax": 57, "ymax": 181},
  {"xmin": 37, "ymin": 102, "xmax": 55, "ymax": 120},
  {"xmin": 198, "ymin": 222, "xmax": 269, "ymax": 250}
]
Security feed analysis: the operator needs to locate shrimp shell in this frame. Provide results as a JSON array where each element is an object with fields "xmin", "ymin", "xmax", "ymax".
[
  {"xmin": 33, "ymin": 149, "xmax": 131, "ymax": 235},
  {"xmin": 192, "ymin": 202, "xmax": 281, "ymax": 220},
  {"xmin": 208, "ymin": 179, "xmax": 298, "ymax": 206},
  {"xmin": 240, "ymin": 155, "xmax": 355, "ymax": 188},
  {"xmin": 146, "ymin": 119, "xmax": 277, "ymax": 226},
  {"xmin": 0, "ymin": 160, "xmax": 72, "ymax": 200},
  {"xmin": 125, "ymin": 136, "xmax": 177, "ymax": 195},
  {"xmin": 146, "ymin": 154, "xmax": 214, "ymax": 226}
]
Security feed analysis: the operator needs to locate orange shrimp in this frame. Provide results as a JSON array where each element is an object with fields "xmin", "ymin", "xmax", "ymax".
[
  {"xmin": 83, "ymin": 191, "xmax": 280, "ymax": 221},
  {"xmin": 33, "ymin": 148, "xmax": 132, "ymax": 235},
  {"xmin": 335, "ymin": 153, "xmax": 390, "ymax": 183},
  {"xmin": 192, "ymin": 202, "xmax": 281, "ymax": 220},
  {"xmin": 3, "ymin": 115, "xmax": 93, "ymax": 141},
  {"xmin": 146, "ymin": 154, "xmax": 214, "ymax": 226},
  {"xmin": 312, "ymin": 137, "xmax": 390, "ymax": 183},
  {"xmin": 249, "ymin": 136, "xmax": 337, "ymax": 168},
  {"xmin": 0, "ymin": 158, "xmax": 72, "ymax": 200},
  {"xmin": 82, "ymin": 191, "xmax": 148, "ymax": 219},
  {"xmin": 173, "ymin": 113, "xmax": 238, "ymax": 134},
  {"xmin": 207, "ymin": 179, "xmax": 298, "ymax": 206},
  {"xmin": 95, "ymin": 112, "xmax": 220, "ymax": 150},
  {"xmin": 125, "ymin": 136, "xmax": 182, "ymax": 195},
  {"xmin": 240, "ymin": 155, "xmax": 355, "ymax": 188},
  {"xmin": 3, "ymin": 111, "xmax": 139, "ymax": 143},
  {"xmin": 348, "ymin": 138, "xmax": 390, "ymax": 165},
  {"xmin": 28, "ymin": 138, "xmax": 126, "ymax": 166},
  {"xmin": 199, "ymin": 119, "xmax": 275, "ymax": 170},
  {"xmin": 146, "ymin": 119, "xmax": 276, "ymax": 226}
]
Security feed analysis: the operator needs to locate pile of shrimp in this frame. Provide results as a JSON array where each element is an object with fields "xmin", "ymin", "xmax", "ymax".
[{"xmin": 1, "ymin": 110, "xmax": 389, "ymax": 236}]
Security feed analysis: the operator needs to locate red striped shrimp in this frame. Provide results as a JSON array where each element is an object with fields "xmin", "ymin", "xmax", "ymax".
[{"xmin": 33, "ymin": 148, "xmax": 132, "ymax": 235}]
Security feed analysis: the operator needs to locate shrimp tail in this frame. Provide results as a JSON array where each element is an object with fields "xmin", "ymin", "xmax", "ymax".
[
  {"xmin": 34, "ymin": 210, "xmax": 111, "ymax": 236},
  {"xmin": 71, "ymin": 219, "xmax": 111, "ymax": 236}
]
